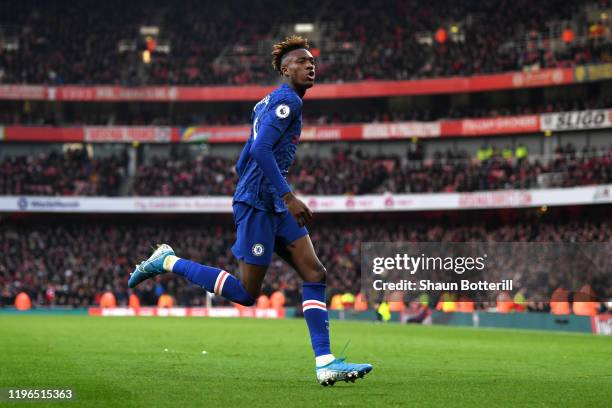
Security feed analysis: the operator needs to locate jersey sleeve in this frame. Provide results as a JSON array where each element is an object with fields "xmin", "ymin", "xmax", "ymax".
[
  {"xmin": 247, "ymin": 93, "xmax": 301, "ymax": 197},
  {"xmin": 235, "ymin": 134, "xmax": 252, "ymax": 176},
  {"xmin": 258, "ymin": 95, "xmax": 301, "ymax": 135},
  {"xmin": 249, "ymin": 124, "xmax": 291, "ymax": 196}
]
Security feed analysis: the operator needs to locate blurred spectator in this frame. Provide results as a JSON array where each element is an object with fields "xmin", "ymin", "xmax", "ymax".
[
  {"xmin": 0, "ymin": 0, "xmax": 608, "ymax": 86},
  {"xmin": 131, "ymin": 156, "xmax": 235, "ymax": 196},
  {"xmin": 0, "ymin": 149, "xmax": 127, "ymax": 196},
  {"xmin": 1, "ymin": 144, "xmax": 610, "ymax": 196},
  {"xmin": 1, "ymin": 216, "xmax": 610, "ymax": 308}
]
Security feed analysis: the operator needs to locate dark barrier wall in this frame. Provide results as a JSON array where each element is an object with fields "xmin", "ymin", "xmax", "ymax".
[
  {"xmin": 0, "ymin": 308, "xmax": 599, "ymax": 334},
  {"xmin": 430, "ymin": 311, "xmax": 594, "ymax": 333}
]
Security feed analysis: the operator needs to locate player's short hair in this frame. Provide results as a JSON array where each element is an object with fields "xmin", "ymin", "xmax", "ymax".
[{"xmin": 271, "ymin": 35, "xmax": 310, "ymax": 74}]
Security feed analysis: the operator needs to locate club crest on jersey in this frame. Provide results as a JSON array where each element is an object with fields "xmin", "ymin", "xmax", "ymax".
[
  {"xmin": 275, "ymin": 104, "xmax": 290, "ymax": 119},
  {"xmin": 252, "ymin": 243, "xmax": 265, "ymax": 256}
]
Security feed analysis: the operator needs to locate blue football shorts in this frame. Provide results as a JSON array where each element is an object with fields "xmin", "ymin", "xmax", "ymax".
[{"xmin": 231, "ymin": 202, "xmax": 309, "ymax": 266}]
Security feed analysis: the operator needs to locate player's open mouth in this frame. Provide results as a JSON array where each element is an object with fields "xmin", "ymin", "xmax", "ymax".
[{"xmin": 307, "ymin": 72, "xmax": 315, "ymax": 80}]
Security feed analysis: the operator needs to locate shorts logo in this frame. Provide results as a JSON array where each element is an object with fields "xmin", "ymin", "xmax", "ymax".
[
  {"xmin": 252, "ymin": 243, "xmax": 265, "ymax": 256},
  {"xmin": 275, "ymin": 104, "xmax": 290, "ymax": 119}
]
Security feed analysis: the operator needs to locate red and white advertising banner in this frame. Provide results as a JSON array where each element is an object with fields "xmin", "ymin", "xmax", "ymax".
[
  {"xmin": 84, "ymin": 126, "xmax": 175, "ymax": 143},
  {"xmin": 2, "ymin": 185, "xmax": 610, "ymax": 213},
  {"xmin": 180, "ymin": 126, "xmax": 250, "ymax": 143},
  {"xmin": 53, "ymin": 86, "xmax": 180, "ymax": 102},
  {"xmin": 1, "ymin": 109, "xmax": 611, "ymax": 143},
  {"xmin": 591, "ymin": 314, "xmax": 612, "ymax": 335},
  {"xmin": 179, "ymin": 125, "xmax": 364, "ymax": 143},
  {"xmin": 132, "ymin": 196, "xmax": 232, "ymax": 212},
  {"xmin": 88, "ymin": 307, "xmax": 285, "ymax": 318},
  {"xmin": 510, "ymin": 69, "xmax": 569, "ymax": 88},
  {"xmin": 0, "ymin": 67, "xmax": 577, "ymax": 102},
  {"xmin": 300, "ymin": 125, "xmax": 363, "ymax": 141},
  {"xmin": 3, "ymin": 126, "xmax": 84, "ymax": 142},
  {"xmin": 362, "ymin": 122, "xmax": 440, "ymax": 139},
  {"xmin": 540, "ymin": 109, "xmax": 612, "ymax": 131},
  {"xmin": 442, "ymin": 115, "xmax": 540, "ymax": 137},
  {"xmin": 0, "ymin": 85, "xmax": 46, "ymax": 99},
  {"xmin": 457, "ymin": 190, "xmax": 535, "ymax": 208}
]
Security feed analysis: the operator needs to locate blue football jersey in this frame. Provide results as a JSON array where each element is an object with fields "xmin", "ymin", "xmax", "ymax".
[{"xmin": 233, "ymin": 83, "xmax": 303, "ymax": 213}]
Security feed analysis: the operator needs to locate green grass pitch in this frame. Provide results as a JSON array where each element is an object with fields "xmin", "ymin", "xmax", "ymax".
[{"xmin": 0, "ymin": 316, "xmax": 611, "ymax": 407}]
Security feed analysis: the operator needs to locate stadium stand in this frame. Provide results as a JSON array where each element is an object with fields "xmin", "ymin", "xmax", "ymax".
[
  {"xmin": 0, "ymin": 0, "xmax": 609, "ymax": 85},
  {"xmin": 1, "ymin": 213, "xmax": 611, "ymax": 309},
  {"xmin": 0, "ymin": 149, "xmax": 127, "ymax": 196},
  {"xmin": 1, "ymin": 145, "xmax": 610, "ymax": 196}
]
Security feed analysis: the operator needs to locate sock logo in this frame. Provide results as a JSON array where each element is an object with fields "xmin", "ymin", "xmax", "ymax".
[{"xmin": 252, "ymin": 243, "xmax": 265, "ymax": 256}]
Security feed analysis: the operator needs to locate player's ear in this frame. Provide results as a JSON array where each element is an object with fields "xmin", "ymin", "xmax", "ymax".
[{"xmin": 280, "ymin": 57, "xmax": 291, "ymax": 77}]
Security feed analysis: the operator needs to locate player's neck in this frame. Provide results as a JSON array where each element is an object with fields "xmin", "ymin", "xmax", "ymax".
[{"xmin": 284, "ymin": 81, "xmax": 306, "ymax": 99}]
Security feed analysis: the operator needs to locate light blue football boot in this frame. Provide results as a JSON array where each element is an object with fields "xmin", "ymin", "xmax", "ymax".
[
  {"xmin": 316, "ymin": 358, "xmax": 373, "ymax": 386},
  {"xmin": 128, "ymin": 244, "xmax": 175, "ymax": 288}
]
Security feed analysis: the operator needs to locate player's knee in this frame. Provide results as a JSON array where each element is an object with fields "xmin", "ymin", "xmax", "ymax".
[{"xmin": 304, "ymin": 262, "xmax": 327, "ymax": 283}]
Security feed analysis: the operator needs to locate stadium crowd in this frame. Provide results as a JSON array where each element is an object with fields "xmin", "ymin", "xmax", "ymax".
[
  {"xmin": 1, "ymin": 216, "xmax": 610, "ymax": 309},
  {"xmin": 0, "ymin": 0, "xmax": 608, "ymax": 86},
  {"xmin": 2, "ymin": 144, "xmax": 610, "ymax": 196},
  {"xmin": 0, "ymin": 149, "xmax": 127, "ymax": 196},
  {"xmin": 317, "ymin": 0, "xmax": 607, "ymax": 82},
  {"xmin": 131, "ymin": 155, "xmax": 236, "ymax": 197},
  {"xmin": 290, "ymin": 145, "xmax": 612, "ymax": 194}
]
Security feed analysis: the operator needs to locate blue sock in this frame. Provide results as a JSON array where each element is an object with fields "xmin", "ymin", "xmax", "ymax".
[
  {"xmin": 172, "ymin": 259, "xmax": 255, "ymax": 306},
  {"xmin": 302, "ymin": 282, "xmax": 332, "ymax": 359}
]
